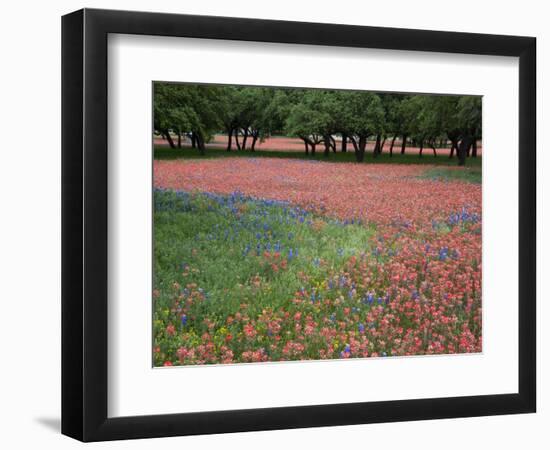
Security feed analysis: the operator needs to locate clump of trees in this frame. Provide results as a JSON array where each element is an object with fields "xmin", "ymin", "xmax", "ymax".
[{"xmin": 154, "ymin": 83, "xmax": 481, "ymax": 165}]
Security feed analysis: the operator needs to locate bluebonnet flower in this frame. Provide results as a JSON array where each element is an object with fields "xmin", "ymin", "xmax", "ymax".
[
  {"xmin": 181, "ymin": 314, "xmax": 188, "ymax": 326},
  {"xmin": 339, "ymin": 275, "xmax": 346, "ymax": 288},
  {"xmin": 358, "ymin": 323, "xmax": 365, "ymax": 333}
]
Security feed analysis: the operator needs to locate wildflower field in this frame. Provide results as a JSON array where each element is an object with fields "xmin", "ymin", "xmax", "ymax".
[{"xmin": 153, "ymin": 157, "xmax": 482, "ymax": 366}]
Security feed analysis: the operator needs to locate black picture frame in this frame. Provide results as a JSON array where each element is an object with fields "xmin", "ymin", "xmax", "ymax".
[{"xmin": 62, "ymin": 8, "xmax": 536, "ymax": 442}]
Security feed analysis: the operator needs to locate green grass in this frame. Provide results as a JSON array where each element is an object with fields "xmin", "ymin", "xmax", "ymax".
[
  {"xmin": 420, "ymin": 166, "xmax": 482, "ymax": 184},
  {"xmin": 154, "ymin": 190, "xmax": 375, "ymax": 331},
  {"xmin": 154, "ymin": 145, "xmax": 482, "ymax": 168}
]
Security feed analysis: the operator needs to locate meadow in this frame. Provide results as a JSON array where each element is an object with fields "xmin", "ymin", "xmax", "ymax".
[{"xmin": 153, "ymin": 156, "xmax": 482, "ymax": 366}]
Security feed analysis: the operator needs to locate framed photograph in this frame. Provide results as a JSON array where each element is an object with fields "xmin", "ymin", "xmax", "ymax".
[{"xmin": 61, "ymin": 8, "xmax": 536, "ymax": 442}]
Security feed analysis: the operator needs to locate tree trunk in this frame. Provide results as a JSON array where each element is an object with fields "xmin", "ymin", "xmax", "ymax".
[
  {"xmin": 449, "ymin": 140, "xmax": 456, "ymax": 158},
  {"xmin": 431, "ymin": 140, "xmax": 437, "ymax": 157},
  {"xmin": 196, "ymin": 133, "xmax": 206, "ymax": 156},
  {"xmin": 471, "ymin": 139, "xmax": 478, "ymax": 157},
  {"xmin": 311, "ymin": 143, "xmax": 316, "ymax": 155},
  {"xmin": 191, "ymin": 132, "xmax": 197, "ymax": 149},
  {"xmin": 164, "ymin": 131, "xmax": 176, "ymax": 149},
  {"xmin": 380, "ymin": 137, "xmax": 387, "ymax": 154},
  {"xmin": 457, "ymin": 136, "xmax": 472, "ymax": 166},
  {"xmin": 401, "ymin": 135, "xmax": 407, "ymax": 154},
  {"xmin": 251, "ymin": 133, "xmax": 258, "ymax": 151},
  {"xmin": 355, "ymin": 136, "xmax": 367, "ymax": 162},
  {"xmin": 304, "ymin": 140, "xmax": 309, "ymax": 155},
  {"xmin": 226, "ymin": 128, "xmax": 233, "ymax": 151},
  {"xmin": 350, "ymin": 137, "xmax": 359, "ymax": 152},
  {"xmin": 373, "ymin": 134, "xmax": 381, "ymax": 157},
  {"xmin": 331, "ymin": 136, "xmax": 337, "ymax": 153},
  {"xmin": 242, "ymin": 128, "xmax": 249, "ymax": 151},
  {"xmin": 341, "ymin": 134, "xmax": 347, "ymax": 152},
  {"xmin": 177, "ymin": 131, "xmax": 182, "ymax": 148},
  {"xmin": 389, "ymin": 135, "xmax": 397, "ymax": 157},
  {"xmin": 234, "ymin": 129, "xmax": 241, "ymax": 150},
  {"xmin": 418, "ymin": 140, "xmax": 424, "ymax": 157},
  {"xmin": 323, "ymin": 135, "xmax": 331, "ymax": 157}
]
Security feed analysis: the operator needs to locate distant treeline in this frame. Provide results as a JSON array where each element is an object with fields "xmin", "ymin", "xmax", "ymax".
[{"xmin": 154, "ymin": 83, "xmax": 481, "ymax": 165}]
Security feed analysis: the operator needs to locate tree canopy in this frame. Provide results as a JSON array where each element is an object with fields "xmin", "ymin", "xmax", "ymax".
[{"xmin": 154, "ymin": 83, "xmax": 481, "ymax": 165}]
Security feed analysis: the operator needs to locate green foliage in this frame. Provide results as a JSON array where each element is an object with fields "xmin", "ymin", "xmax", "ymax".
[
  {"xmin": 456, "ymin": 96, "xmax": 482, "ymax": 138},
  {"xmin": 284, "ymin": 90, "xmax": 332, "ymax": 143},
  {"xmin": 341, "ymin": 91, "xmax": 385, "ymax": 138},
  {"xmin": 154, "ymin": 190, "xmax": 375, "ymax": 331},
  {"xmin": 420, "ymin": 166, "xmax": 482, "ymax": 184},
  {"xmin": 154, "ymin": 82, "xmax": 482, "ymax": 159},
  {"xmin": 153, "ymin": 83, "xmax": 224, "ymax": 146}
]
